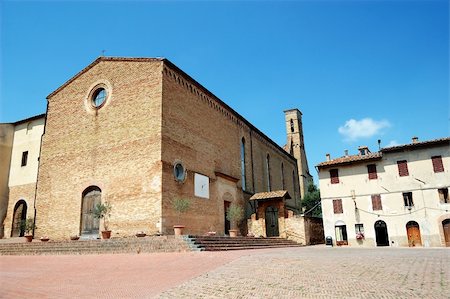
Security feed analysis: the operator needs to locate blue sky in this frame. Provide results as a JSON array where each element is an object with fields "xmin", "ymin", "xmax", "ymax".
[{"xmin": 1, "ymin": 0, "xmax": 448, "ymax": 183}]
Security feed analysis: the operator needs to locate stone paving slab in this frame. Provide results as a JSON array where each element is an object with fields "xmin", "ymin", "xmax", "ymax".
[
  {"xmin": 1, "ymin": 246, "xmax": 449, "ymax": 298},
  {"xmin": 159, "ymin": 247, "xmax": 450, "ymax": 299}
]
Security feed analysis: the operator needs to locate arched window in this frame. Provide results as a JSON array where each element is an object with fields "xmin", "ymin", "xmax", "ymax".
[
  {"xmin": 281, "ymin": 163, "xmax": 285, "ymax": 190},
  {"xmin": 240, "ymin": 138, "xmax": 246, "ymax": 191},
  {"xmin": 292, "ymin": 170, "xmax": 297, "ymax": 199},
  {"xmin": 290, "ymin": 119, "xmax": 295, "ymax": 133},
  {"xmin": 266, "ymin": 154, "xmax": 271, "ymax": 191}
]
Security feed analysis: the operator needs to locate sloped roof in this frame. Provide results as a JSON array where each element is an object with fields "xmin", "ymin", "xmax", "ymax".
[
  {"xmin": 316, "ymin": 152, "xmax": 382, "ymax": 168},
  {"xmin": 381, "ymin": 137, "xmax": 450, "ymax": 153},
  {"xmin": 250, "ymin": 190, "xmax": 291, "ymax": 200}
]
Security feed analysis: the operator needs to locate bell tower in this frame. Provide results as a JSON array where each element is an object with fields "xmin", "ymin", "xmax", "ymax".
[{"xmin": 284, "ymin": 108, "xmax": 312, "ymax": 199}]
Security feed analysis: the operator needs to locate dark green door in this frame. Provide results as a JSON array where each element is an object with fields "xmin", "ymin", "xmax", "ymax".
[{"xmin": 265, "ymin": 206, "xmax": 279, "ymax": 237}]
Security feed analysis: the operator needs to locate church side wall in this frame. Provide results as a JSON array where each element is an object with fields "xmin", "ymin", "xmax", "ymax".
[
  {"xmin": 35, "ymin": 60, "xmax": 164, "ymax": 239},
  {"xmin": 161, "ymin": 65, "xmax": 299, "ymax": 235}
]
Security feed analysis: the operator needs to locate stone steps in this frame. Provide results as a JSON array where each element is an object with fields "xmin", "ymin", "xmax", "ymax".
[
  {"xmin": 0, "ymin": 236, "xmax": 190, "ymax": 255},
  {"xmin": 187, "ymin": 235, "xmax": 302, "ymax": 251}
]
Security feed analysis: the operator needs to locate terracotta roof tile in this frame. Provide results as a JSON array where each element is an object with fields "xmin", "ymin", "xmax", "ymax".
[
  {"xmin": 250, "ymin": 190, "xmax": 291, "ymax": 200},
  {"xmin": 316, "ymin": 152, "xmax": 382, "ymax": 168},
  {"xmin": 381, "ymin": 137, "xmax": 450, "ymax": 153}
]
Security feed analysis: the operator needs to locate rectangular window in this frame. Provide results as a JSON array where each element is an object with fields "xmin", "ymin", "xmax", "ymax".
[
  {"xmin": 438, "ymin": 188, "xmax": 449, "ymax": 204},
  {"xmin": 397, "ymin": 160, "xmax": 409, "ymax": 177},
  {"xmin": 403, "ymin": 192, "xmax": 413, "ymax": 208},
  {"xmin": 367, "ymin": 164, "xmax": 378, "ymax": 180},
  {"xmin": 355, "ymin": 224, "xmax": 364, "ymax": 234},
  {"xmin": 21, "ymin": 151, "xmax": 28, "ymax": 167},
  {"xmin": 432, "ymin": 156, "xmax": 444, "ymax": 173},
  {"xmin": 330, "ymin": 169, "xmax": 339, "ymax": 184},
  {"xmin": 371, "ymin": 194, "xmax": 382, "ymax": 210},
  {"xmin": 333, "ymin": 199, "xmax": 343, "ymax": 214}
]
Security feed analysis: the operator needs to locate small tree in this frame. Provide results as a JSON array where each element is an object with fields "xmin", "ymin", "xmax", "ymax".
[
  {"xmin": 173, "ymin": 198, "xmax": 191, "ymax": 224},
  {"xmin": 226, "ymin": 203, "xmax": 244, "ymax": 229},
  {"xmin": 301, "ymin": 184, "xmax": 322, "ymax": 217},
  {"xmin": 94, "ymin": 201, "xmax": 112, "ymax": 231},
  {"xmin": 20, "ymin": 217, "xmax": 36, "ymax": 236}
]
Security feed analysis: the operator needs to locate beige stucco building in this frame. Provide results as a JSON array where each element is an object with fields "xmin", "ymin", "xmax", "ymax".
[
  {"xmin": 318, "ymin": 137, "xmax": 450, "ymax": 247},
  {"xmin": 1, "ymin": 57, "xmax": 312, "ymax": 240},
  {"xmin": 0, "ymin": 115, "xmax": 45, "ymax": 238}
]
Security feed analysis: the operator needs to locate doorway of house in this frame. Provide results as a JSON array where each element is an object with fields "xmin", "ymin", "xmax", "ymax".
[
  {"xmin": 224, "ymin": 201, "xmax": 230, "ymax": 235},
  {"xmin": 265, "ymin": 206, "xmax": 279, "ymax": 237},
  {"xmin": 375, "ymin": 220, "xmax": 389, "ymax": 246},
  {"xmin": 335, "ymin": 225, "xmax": 348, "ymax": 246},
  {"xmin": 11, "ymin": 200, "xmax": 27, "ymax": 237},
  {"xmin": 80, "ymin": 186, "xmax": 101, "ymax": 236},
  {"xmin": 443, "ymin": 219, "xmax": 450, "ymax": 247},
  {"xmin": 406, "ymin": 221, "xmax": 422, "ymax": 247}
]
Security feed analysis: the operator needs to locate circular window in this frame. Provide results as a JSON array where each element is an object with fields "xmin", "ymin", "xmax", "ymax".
[
  {"xmin": 173, "ymin": 162, "xmax": 186, "ymax": 182},
  {"xmin": 91, "ymin": 88, "xmax": 107, "ymax": 108}
]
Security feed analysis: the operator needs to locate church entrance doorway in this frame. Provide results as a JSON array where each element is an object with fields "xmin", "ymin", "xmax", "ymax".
[
  {"xmin": 224, "ymin": 201, "xmax": 230, "ymax": 235},
  {"xmin": 265, "ymin": 206, "xmax": 279, "ymax": 237},
  {"xmin": 11, "ymin": 200, "xmax": 27, "ymax": 237},
  {"xmin": 81, "ymin": 186, "xmax": 101, "ymax": 236},
  {"xmin": 443, "ymin": 219, "xmax": 450, "ymax": 247},
  {"xmin": 406, "ymin": 221, "xmax": 422, "ymax": 247},
  {"xmin": 375, "ymin": 220, "xmax": 389, "ymax": 246}
]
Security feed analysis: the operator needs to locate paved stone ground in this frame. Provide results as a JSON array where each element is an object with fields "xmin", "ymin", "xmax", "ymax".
[{"xmin": 1, "ymin": 246, "xmax": 449, "ymax": 298}]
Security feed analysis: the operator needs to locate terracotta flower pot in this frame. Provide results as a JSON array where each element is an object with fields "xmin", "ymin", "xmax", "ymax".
[
  {"xmin": 173, "ymin": 225, "xmax": 185, "ymax": 236},
  {"xmin": 24, "ymin": 235, "xmax": 33, "ymax": 242},
  {"xmin": 229, "ymin": 229, "xmax": 239, "ymax": 237},
  {"xmin": 136, "ymin": 232, "xmax": 146, "ymax": 237},
  {"xmin": 70, "ymin": 235, "xmax": 80, "ymax": 241},
  {"xmin": 101, "ymin": 230, "xmax": 112, "ymax": 239},
  {"xmin": 40, "ymin": 237, "xmax": 50, "ymax": 242}
]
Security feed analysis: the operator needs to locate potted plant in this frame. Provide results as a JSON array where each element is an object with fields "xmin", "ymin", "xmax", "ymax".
[
  {"xmin": 20, "ymin": 217, "xmax": 36, "ymax": 242},
  {"xmin": 226, "ymin": 203, "xmax": 244, "ymax": 237},
  {"xmin": 172, "ymin": 198, "xmax": 191, "ymax": 236},
  {"xmin": 94, "ymin": 201, "xmax": 112, "ymax": 239}
]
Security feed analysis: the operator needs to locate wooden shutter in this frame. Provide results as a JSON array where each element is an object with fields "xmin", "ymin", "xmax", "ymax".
[
  {"xmin": 333, "ymin": 199, "xmax": 343, "ymax": 214},
  {"xmin": 432, "ymin": 156, "xmax": 444, "ymax": 173},
  {"xmin": 330, "ymin": 169, "xmax": 339, "ymax": 184},
  {"xmin": 397, "ymin": 160, "xmax": 409, "ymax": 177},
  {"xmin": 367, "ymin": 164, "xmax": 378, "ymax": 180},
  {"xmin": 371, "ymin": 194, "xmax": 382, "ymax": 210}
]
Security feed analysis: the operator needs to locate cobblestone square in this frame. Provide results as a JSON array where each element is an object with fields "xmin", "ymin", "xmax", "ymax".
[{"xmin": 1, "ymin": 246, "xmax": 449, "ymax": 298}]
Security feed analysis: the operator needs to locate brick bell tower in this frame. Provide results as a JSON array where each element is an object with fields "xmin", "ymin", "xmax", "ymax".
[{"xmin": 284, "ymin": 108, "xmax": 312, "ymax": 199}]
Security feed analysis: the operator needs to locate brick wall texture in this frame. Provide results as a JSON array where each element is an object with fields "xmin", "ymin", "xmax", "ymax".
[{"xmin": 33, "ymin": 58, "xmax": 301, "ymax": 240}]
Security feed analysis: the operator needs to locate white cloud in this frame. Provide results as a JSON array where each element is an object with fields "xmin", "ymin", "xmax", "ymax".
[{"xmin": 338, "ymin": 118, "xmax": 391, "ymax": 141}]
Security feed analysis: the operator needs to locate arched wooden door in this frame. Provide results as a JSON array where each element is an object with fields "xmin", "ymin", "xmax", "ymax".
[
  {"xmin": 406, "ymin": 221, "xmax": 422, "ymax": 247},
  {"xmin": 443, "ymin": 219, "xmax": 450, "ymax": 247},
  {"xmin": 375, "ymin": 220, "xmax": 389, "ymax": 246},
  {"xmin": 11, "ymin": 200, "xmax": 27, "ymax": 237},
  {"xmin": 80, "ymin": 186, "xmax": 101, "ymax": 235},
  {"xmin": 265, "ymin": 206, "xmax": 279, "ymax": 237}
]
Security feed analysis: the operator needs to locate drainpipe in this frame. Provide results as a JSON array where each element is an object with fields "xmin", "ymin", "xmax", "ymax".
[{"xmin": 249, "ymin": 129, "xmax": 257, "ymax": 218}]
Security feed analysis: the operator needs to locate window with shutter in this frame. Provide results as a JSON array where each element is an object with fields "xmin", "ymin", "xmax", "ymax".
[
  {"xmin": 397, "ymin": 160, "xmax": 409, "ymax": 177},
  {"xmin": 333, "ymin": 199, "xmax": 343, "ymax": 214},
  {"xmin": 371, "ymin": 194, "xmax": 382, "ymax": 210},
  {"xmin": 432, "ymin": 156, "xmax": 444, "ymax": 173},
  {"xmin": 367, "ymin": 164, "xmax": 378, "ymax": 180},
  {"xmin": 330, "ymin": 169, "xmax": 339, "ymax": 184}
]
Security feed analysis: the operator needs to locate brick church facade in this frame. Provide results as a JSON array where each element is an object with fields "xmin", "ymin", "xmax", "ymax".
[{"xmin": 1, "ymin": 57, "xmax": 312, "ymax": 240}]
